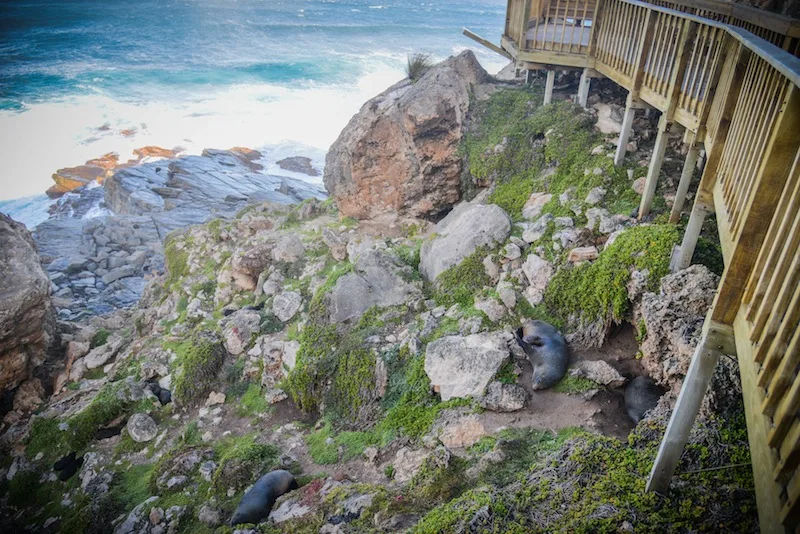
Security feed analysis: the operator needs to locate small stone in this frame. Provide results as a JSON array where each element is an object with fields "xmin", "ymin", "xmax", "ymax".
[
  {"xmin": 205, "ymin": 391, "xmax": 226, "ymax": 406},
  {"xmin": 272, "ymin": 291, "xmax": 303, "ymax": 322},
  {"xmin": 127, "ymin": 413, "xmax": 158, "ymax": 443},
  {"xmin": 568, "ymin": 246, "xmax": 599, "ymax": 263},
  {"xmin": 198, "ymin": 505, "xmax": 221, "ymax": 527},
  {"xmin": 437, "ymin": 415, "xmax": 486, "ymax": 448},
  {"xmin": 431, "ymin": 306, "xmax": 446, "ymax": 318},
  {"xmin": 363, "ymin": 447, "xmax": 379, "ymax": 463},
  {"xmin": 591, "ymin": 145, "xmax": 604, "ymax": 155},
  {"xmin": 503, "ymin": 242, "xmax": 521, "ymax": 261},
  {"xmin": 199, "ymin": 461, "xmax": 217, "ymax": 482},
  {"xmin": 474, "ymin": 298, "xmax": 506, "ymax": 323},
  {"xmin": 480, "ymin": 381, "xmax": 527, "ymax": 412},
  {"xmin": 585, "ymin": 187, "xmax": 606, "ymax": 205},
  {"xmin": 521, "ymin": 192, "xmax": 552, "ymax": 220},
  {"xmin": 554, "ymin": 217, "xmax": 574, "ymax": 228},
  {"xmin": 483, "ymin": 255, "xmax": 499, "ymax": 280},
  {"xmin": 571, "ymin": 360, "xmax": 627, "ymax": 388},
  {"xmin": 202, "ymin": 431, "xmax": 213, "ymax": 442},
  {"xmin": 166, "ymin": 475, "xmax": 188, "ymax": 489},
  {"xmin": 496, "ymin": 281, "xmax": 516, "ymax": 309}
]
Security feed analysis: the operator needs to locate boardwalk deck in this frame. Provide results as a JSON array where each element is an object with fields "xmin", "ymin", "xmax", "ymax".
[{"xmin": 467, "ymin": 0, "xmax": 800, "ymax": 531}]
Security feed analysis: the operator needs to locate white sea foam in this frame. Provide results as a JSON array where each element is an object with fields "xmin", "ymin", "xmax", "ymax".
[{"xmin": 0, "ymin": 52, "xmax": 508, "ymax": 202}]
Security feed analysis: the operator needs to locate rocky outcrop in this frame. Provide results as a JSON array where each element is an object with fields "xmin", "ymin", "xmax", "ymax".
[
  {"xmin": 0, "ymin": 214, "xmax": 54, "ymax": 395},
  {"xmin": 324, "ymin": 51, "xmax": 490, "ymax": 222},
  {"xmin": 277, "ymin": 156, "xmax": 319, "ymax": 177},
  {"xmin": 424, "ymin": 333, "xmax": 509, "ymax": 401},
  {"xmin": 633, "ymin": 265, "xmax": 720, "ymax": 393},
  {"xmin": 419, "ymin": 203, "xmax": 511, "ymax": 281}
]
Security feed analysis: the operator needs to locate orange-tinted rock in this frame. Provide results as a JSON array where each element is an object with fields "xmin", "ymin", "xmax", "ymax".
[
  {"xmin": 324, "ymin": 51, "xmax": 489, "ymax": 222},
  {"xmin": 133, "ymin": 146, "xmax": 179, "ymax": 159}
]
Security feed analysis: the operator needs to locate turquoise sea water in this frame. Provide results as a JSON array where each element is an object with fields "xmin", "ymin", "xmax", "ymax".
[{"xmin": 0, "ymin": 0, "xmax": 508, "ymax": 211}]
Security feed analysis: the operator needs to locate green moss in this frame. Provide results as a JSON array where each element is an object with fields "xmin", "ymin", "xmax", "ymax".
[
  {"xmin": 544, "ymin": 224, "xmax": 679, "ymax": 328},
  {"xmin": 693, "ymin": 236, "xmax": 724, "ymax": 276},
  {"xmin": 552, "ymin": 374, "xmax": 599, "ymax": 394},
  {"xmin": 26, "ymin": 417, "xmax": 68, "ymax": 461},
  {"xmin": 172, "ymin": 335, "xmax": 225, "ymax": 405},
  {"xmin": 495, "ymin": 360, "xmax": 518, "ymax": 385},
  {"xmin": 211, "ymin": 435, "xmax": 280, "ymax": 495},
  {"xmin": 412, "ymin": 487, "xmax": 495, "ymax": 534},
  {"xmin": 7, "ymin": 469, "xmax": 39, "ymax": 507},
  {"xmin": 408, "ymin": 450, "xmax": 467, "ymax": 506},
  {"xmin": 110, "ymin": 463, "xmax": 155, "ymax": 511},
  {"xmin": 236, "ymin": 383, "xmax": 269, "ymax": 417},
  {"xmin": 284, "ymin": 322, "xmax": 339, "ymax": 414},
  {"xmin": 305, "ymin": 422, "xmax": 378, "ymax": 465},
  {"xmin": 164, "ymin": 236, "xmax": 189, "ymax": 286},
  {"xmin": 433, "ymin": 246, "xmax": 492, "ymax": 308},
  {"xmin": 90, "ymin": 328, "xmax": 111, "ymax": 348},
  {"xmin": 326, "ymin": 347, "xmax": 376, "ymax": 423}
]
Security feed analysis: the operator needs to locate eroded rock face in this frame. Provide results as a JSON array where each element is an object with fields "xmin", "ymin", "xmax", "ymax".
[
  {"xmin": 633, "ymin": 265, "xmax": 720, "ymax": 393},
  {"xmin": 419, "ymin": 203, "xmax": 511, "ymax": 282},
  {"xmin": 324, "ymin": 51, "xmax": 489, "ymax": 222},
  {"xmin": 424, "ymin": 333, "xmax": 509, "ymax": 401},
  {"xmin": 0, "ymin": 214, "xmax": 54, "ymax": 395}
]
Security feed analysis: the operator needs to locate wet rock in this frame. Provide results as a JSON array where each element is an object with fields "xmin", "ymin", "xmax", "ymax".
[
  {"xmin": 276, "ymin": 156, "xmax": 319, "ymax": 176},
  {"xmin": 479, "ymin": 381, "xmax": 527, "ymax": 412},
  {"xmin": 425, "ymin": 333, "xmax": 509, "ymax": 401},
  {"xmin": 325, "ymin": 51, "xmax": 489, "ymax": 222},
  {"xmin": 420, "ymin": 203, "xmax": 511, "ymax": 281},
  {"xmin": 127, "ymin": 413, "xmax": 158, "ymax": 443}
]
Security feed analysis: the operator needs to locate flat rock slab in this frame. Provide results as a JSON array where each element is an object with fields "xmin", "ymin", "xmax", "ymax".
[{"xmin": 424, "ymin": 333, "xmax": 509, "ymax": 401}]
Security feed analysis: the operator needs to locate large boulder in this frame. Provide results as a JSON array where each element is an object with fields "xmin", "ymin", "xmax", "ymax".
[
  {"xmin": 324, "ymin": 51, "xmax": 489, "ymax": 222},
  {"xmin": 419, "ymin": 203, "xmax": 511, "ymax": 281},
  {"xmin": 327, "ymin": 248, "xmax": 422, "ymax": 323},
  {"xmin": 424, "ymin": 333, "xmax": 509, "ymax": 401},
  {"xmin": 0, "ymin": 214, "xmax": 54, "ymax": 394}
]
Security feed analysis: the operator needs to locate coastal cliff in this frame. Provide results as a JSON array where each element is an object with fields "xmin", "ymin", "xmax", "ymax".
[{"xmin": 0, "ymin": 52, "xmax": 753, "ymax": 533}]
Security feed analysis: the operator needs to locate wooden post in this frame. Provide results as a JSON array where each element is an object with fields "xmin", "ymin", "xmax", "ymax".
[
  {"xmin": 673, "ymin": 200, "xmax": 712, "ymax": 271},
  {"xmin": 577, "ymin": 67, "xmax": 591, "ymax": 108},
  {"xmin": 670, "ymin": 135, "xmax": 700, "ymax": 223},
  {"xmin": 526, "ymin": 69, "xmax": 534, "ymax": 85},
  {"xmin": 646, "ymin": 321, "xmax": 736, "ymax": 494},
  {"xmin": 543, "ymin": 69, "xmax": 555, "ymax": 105},
  {"xmin": 614, "ymin": 104, "xmax": 636, "ymax": 166},
  {"xmin": 638, "ymin": 115, "xmax": 669, "ymax": 219}
]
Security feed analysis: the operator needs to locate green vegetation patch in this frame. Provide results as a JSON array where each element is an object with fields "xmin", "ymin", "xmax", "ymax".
[
  {"xmin": 236, "ymin": 382, "xmax": 270, "ymax": 417},
  {"xmin": 544, "ymin": 224, "xmax": 679, "ymax": 328},
  {"xmin": 211, "ymin": 434, "xmax": 280, "ymax": 495},
  {"xmin": 552, "ymin": 374, "xmax": 599, "ymax": 394},
  {"xmin": 433, "ymin": 246, "xmax": 492, "ymax": 308},
  {"xmin": 171, "ymin": 334, "xmax": 226, "ymax": 405},
  {"xmin": 305, "ymin": 422, "xmax": 378, "ymax": 465},
  {"xmin": 90, "ymin": 328, "xmax": 111, "ymax": 349},
  {"xmin": 164, "ymin": 235, "xmax": 190, "ymax": 286}
]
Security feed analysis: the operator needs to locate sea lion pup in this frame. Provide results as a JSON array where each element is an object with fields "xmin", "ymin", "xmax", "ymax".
[
  {"xmin": 147, "ymin": 381, "xmax": 172, "ymax": 406},
  {"xmin": 53, "ymin": 451, "xmax": 84, "ymax": 481},
  {"xmin": 624, "ymin": 376, "xmax": 664, "ymax": 424},
  {"xmin": 230, "ymin": 469, "xmax": 298, "ymax": 525},
  {"xmin": 515, "ymin": 320, "xmax": 568, "ymax": 391}
]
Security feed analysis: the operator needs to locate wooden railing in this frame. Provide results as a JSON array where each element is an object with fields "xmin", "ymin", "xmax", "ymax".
[{"xmin": 494, "ymin": 0, "xmax": 800, "ymax": 531}]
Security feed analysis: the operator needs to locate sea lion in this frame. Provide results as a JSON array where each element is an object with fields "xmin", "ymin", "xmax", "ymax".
[
  {"xmin": 624, "ymin": 376, "xmax": 664, "ymax": 424},
  {"xmin": 230, "ymin": 469, "xmax": 298, "ymax": 526},
  {"xmin": 147, "ymin": 381, "xmax": 172, "ymax": 406},
  {"xmin": 53, "ymin": 451, "xmax": 83, "ymax": 481},
  {"xmin": 515, "ymin": 320, "xmax": 569, "ymax": 391}
]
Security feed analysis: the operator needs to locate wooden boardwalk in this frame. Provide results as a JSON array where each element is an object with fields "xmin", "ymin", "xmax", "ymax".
[{"xmin": 467, "ymin": 0, "xmax": 800, "ymax": 531}]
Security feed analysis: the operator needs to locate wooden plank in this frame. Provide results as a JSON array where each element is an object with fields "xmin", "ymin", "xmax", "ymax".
[
  {"xmin": 463, "ymin": 28, "xmax": 514, "ymax": 59},
  {"xmin": 669, "ymin": 134, "xmax": 699, "ymax": 223},
  {"xmin": 638, "ymin": 114, "xmax": 669, "ymax": 218},
  {"xmin": 733, "ymin": 309, "xmax": 786, "ymax": 534},
  {"xmin": 516, "ymin": 49, "xmax": 593, "ymax": 67},
  {"xmin": 646, "ymin": 320, "xmax": 735, "ymax": 493}
]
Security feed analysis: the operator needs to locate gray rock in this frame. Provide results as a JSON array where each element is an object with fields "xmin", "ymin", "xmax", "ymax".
[
  {"xmin": 327, "ymin": 249, "xmax": 421, "ymax": 323},
  {"xmin": 114, "ymin": 497, "xmax": 159, "ymax": 534},
  {"xmin": 223, "ymin": 309, "xmax": 261, "ymax": 355},
  {"xmin": 272, "ymin": 234, "xmax": 306, "ymax": 263},
  {"xmin": 322, "ymin": 228, "xmax": 347, "ymax": 261},
  {"xmin": 273, "ymin": 291, "xmax": 303, "ymax": 322},
  {"xmin": 0, "ymin": 214, "xmax": 54, "ymax": 393},
  {"xmin": 420, "ymin": 203, "xmax": 511, "ymax": 281},
  {"xmin": 475, "ymin": 298, "xmax": 506, "ymax": 323},
  {"xmin": 198, "ymin": 505, "xmax": 221, "ymax": 526},
  {"xmin": 425, "ymin": 334, "xmax": 509, "ymax": 401},
  {"xmin": 479, "ymin": 381, "xmax": 527, "ymax": 412},
  {"xmin": 127, "ymin": 413, "xmax": 158, "ymax": 443},
  {"xmin": 262, "ymin": 272, "xmax": 285, "ymax": 296},
  {"xmin": 570, "ymin": 360, "xmax": 626, "ymax": 388},
  {"xmin": 585, "ymin": 187, "xmax": 606, "ymax": 205},
  {"xmin": 521, "ymin": 254, "xmax": 554, "ymax": 305},
  {"xmin": 521, "ymin": 192, "xmax": 552, "ymax": 220},
  {"xmin": 101, "ymin": 265, "xmax": 136, "ymax": 284},
  {"xmin": 84, "ymin": 343, "xmax": 115, "ymax": 370},
  {"xmin": 496, "ymin": 281, "xmax": 516, "ymax": 309},
  {"xmin": 521, "ymin": 213, "xmax": 554, "ymax": 243}
]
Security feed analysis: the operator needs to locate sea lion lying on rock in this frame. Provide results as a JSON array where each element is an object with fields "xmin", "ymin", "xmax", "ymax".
[
  {"xmin": 624, "ymin": 376, "xmax": 664, "ymax": 423},
  {"xmin": 515, "ymin": 320, "xmax": 568, "ymax": 390},
  {"xmin": 53, "ymin": 451, "xmax": 84, "ymax": 481},
  {"xmin": 147, "ymin": 381, "xmax": 172, "ymax": 406},
  {"xmin": 230, "ymin": 469, "xmax": 298, "ymax": 525}
]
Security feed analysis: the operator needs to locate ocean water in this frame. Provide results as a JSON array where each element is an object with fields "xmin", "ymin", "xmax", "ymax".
[{"xmin": 0, "ymin": 0, "xmax": 509, "ymax": 221}]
